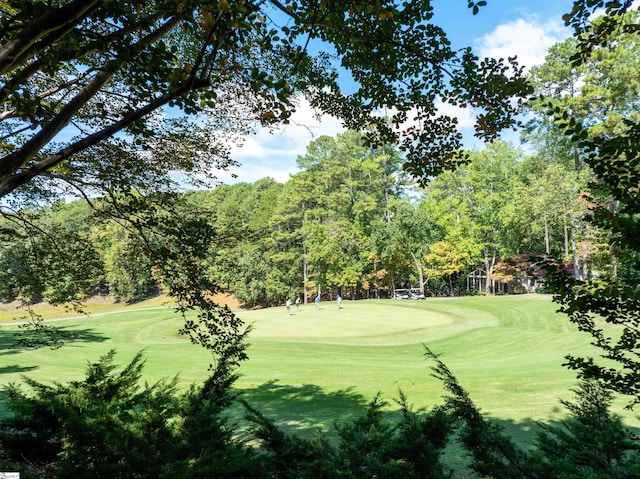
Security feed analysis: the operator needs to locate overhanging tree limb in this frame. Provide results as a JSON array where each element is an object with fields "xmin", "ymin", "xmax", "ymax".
[
  {"xmin": 0, "ymin": 14, "xmax": 186, "ymax": 193},
  {"xmin": 0, "ymin": 0, "xmax": 103, "ymax": 74}
]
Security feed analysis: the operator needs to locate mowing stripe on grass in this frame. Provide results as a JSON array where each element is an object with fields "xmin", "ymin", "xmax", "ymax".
[{"xmin": 1, "ymin": 295, "xmax": 637, "ymax": 443}]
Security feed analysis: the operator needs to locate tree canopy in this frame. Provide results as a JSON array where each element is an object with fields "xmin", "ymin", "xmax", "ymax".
[
  {"xmin": 0, "ymin": 133, "xmax": 594, "ymax": 307},
  {"xmin": 0, "ymin": 0, "xmax": 531, "ymax": 201}
]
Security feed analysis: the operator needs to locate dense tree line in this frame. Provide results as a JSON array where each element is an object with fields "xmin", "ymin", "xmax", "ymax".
[{"xmin": 0, "ymin": 131, "xmax": 605, "ymax": 306}]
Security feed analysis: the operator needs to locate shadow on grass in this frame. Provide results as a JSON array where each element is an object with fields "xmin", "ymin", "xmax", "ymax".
[
  {"xmin": 233, "ymin": 381, "xmax": 640, "ymax": 465},
  {"xmin": 235, "ymin": 380, "xmax": 371, "ymax": 437},
  {"xmin": 0, "ymin": 362, "xmax": 39, "ymax": 374},
  {"xmin": 0, "ymin": 326, "xmax": 109, "ymax": 348},
  {"xmin": 0, "ymin": 326, "xmax": 110, "ymax": 375},
  {"xmin": 235, "ymin": 380, "xmax": 560, "ymax": 444},
  {"xmin": 492, "ymin": 414, "xmax": 640, "ymax": 446},
  {"xmin": 232, "ymin": 385, "xmax": 640, "ymax": 478}
]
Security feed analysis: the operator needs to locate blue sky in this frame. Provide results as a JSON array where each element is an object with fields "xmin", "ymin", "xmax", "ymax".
[{"xmin": 219, "ymin": 1, "xmax": 573, "ymax": 184}]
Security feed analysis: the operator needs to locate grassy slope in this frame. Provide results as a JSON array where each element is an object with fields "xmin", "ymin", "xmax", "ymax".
[
  {"xmin": 0, "ymin": 295, "xmax": 635, "ymax": 450},
  {"xmin": 0, "ymin": 295, "xmax": 174, "ymax": 323}
]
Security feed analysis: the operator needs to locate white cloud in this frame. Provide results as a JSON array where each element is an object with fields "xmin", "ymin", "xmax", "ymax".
[
  {"xmin": 214, "ymin": 162, "xmax": 292, "ymax": 184},
  {"xmin": 476, "ymin": 17, "xmax": 567, "ymax": 71},
  {"xmin": 224, "ymin": 97, "xmax": 345, "ymax": 184},
  {"xmin": 435, "ymin": 99, "xmax": 476, "ymax": 130},
  {"xmin": 230, "ymin": 135, "xmax": 268, "ymax": 159}
]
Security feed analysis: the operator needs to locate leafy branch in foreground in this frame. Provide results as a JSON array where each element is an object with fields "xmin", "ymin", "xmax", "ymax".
[
  {"xmin": 425, "ymin": 346, "xmax": 534, "ymax": 479},
  {"xmin": 538, "ymin": 59, "xmax": 640, "ymax": 407},
  {"xmin": 1, "ymin": 0, "xmax": 532, "ymax": 201},
  {"xmin": 425, "ymin": 345, "xmax": 640, "ymax": 479},
  {"xmin": 0, "ymin": 329, "xmax": 257, "ymax": 478},
  {"xmin": 522, "ymin": 3, "xmax": 640, "ymax": 409},
  {"xmin": 12, "ymin": 309, "xmax": 76, "ymax": 349},
  {"xmin": 244, "ymin": 391, "xmax": 455, "ymax": 479}
]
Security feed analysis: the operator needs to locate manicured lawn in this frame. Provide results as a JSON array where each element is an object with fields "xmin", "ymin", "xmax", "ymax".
[
  {"xmin": 0, "ymin": 294, "xmax": 174, "ymax": 323},
  {"xmin": 1, "ymin": 295, "xmax": 636, "ymax": 457}
]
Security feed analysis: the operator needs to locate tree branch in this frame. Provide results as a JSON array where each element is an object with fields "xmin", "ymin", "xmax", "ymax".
[
  {"xmin": 0, "ymin": 0, "xmax": 102, "ymax": 74},
  {"xmin": 0, "ymin": 15, "xmax": 184, "ymax": 192},
  {"xmin": 0, "ymin": 77, "xmax": 209, "ymax": 198}
]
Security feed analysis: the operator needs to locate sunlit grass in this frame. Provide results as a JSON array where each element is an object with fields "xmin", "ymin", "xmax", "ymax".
[
  {"xmin": 1, "ymin": 295, "xmax": 636, "ymax": 451},
  {"xmin": 0, "ymin": 294, "xmax": 175, "ymax": 324}
]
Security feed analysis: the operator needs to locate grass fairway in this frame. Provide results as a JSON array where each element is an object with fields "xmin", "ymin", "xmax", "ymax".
[{"xmin": 1, "ymin": 295, "xmax": 637, "ymax": 454}]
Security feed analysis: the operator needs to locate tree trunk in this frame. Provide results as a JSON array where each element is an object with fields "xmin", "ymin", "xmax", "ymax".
[
  {"xmin": 483, "ymin": 246, "xmax": 497, "ymax": 295},
  {"xmin": 303, "ymin": 246, "xmax": 309, "ymax": 303},
  {"xmin": 391, "ymin": 272, "xmax": 396, "ymax": 299},
  {"xmin": 544, "ymin": 215, "xmax": 550, "ymax": 254},
  {"xmin": 563, "ymin": 215, "xmax": 570, "ymax": 262},
  {"xmin": 570, "ymin": 219, "xmax": 582, "ymax": 280},
  {"xmin": 410, "ymin": 252, "xmax": 426, "ymax": 294}
]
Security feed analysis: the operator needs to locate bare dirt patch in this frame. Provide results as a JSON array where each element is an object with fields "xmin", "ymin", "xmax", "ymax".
[
  {"xmin": 209, "ymin": 292, "xmax": 243, "ymax": 309},
  {"xmin": 0, "ymin": 293, "xmax": 244, "ymax": 322}
]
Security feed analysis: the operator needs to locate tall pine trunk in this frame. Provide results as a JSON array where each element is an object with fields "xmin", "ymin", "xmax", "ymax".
[{"xmin": 544, "ymin": 215, "xmax": 550, "ymax": 254}]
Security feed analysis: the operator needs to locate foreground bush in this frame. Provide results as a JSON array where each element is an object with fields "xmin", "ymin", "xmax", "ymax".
[
  {"xmin": 0, "ymin": 350, "xmax": 455, "ymax": 478},
  {"xmin": 1, "ymin": 348, "xmax": 638, "ymax": 478},
  {"xmin": 427, "ymin": 348, "xmax": 640, "ymax": 479}
]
